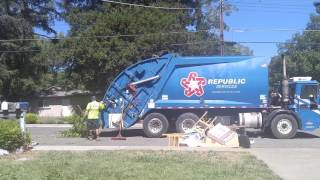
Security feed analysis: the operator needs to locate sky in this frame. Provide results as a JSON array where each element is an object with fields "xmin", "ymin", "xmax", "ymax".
[
  {"xmin": 41, "ymin": 0, "xmax": 317, "ymax": 59},
  {"xmin": 224, "ymin": 0, "xmax": 315, "ymax": 58}
]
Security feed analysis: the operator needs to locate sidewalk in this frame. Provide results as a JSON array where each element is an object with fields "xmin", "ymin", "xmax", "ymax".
[
  {"xmin": 32, "ymin": 145, "xmax": 247, "ymax": 152},
  {"xmin": 26, "ymin": 124, "xmax": 72, "ymax": 128},
  {"xmin": 250, "ymin": 148, "xmax": 320, "ymax": 180}
]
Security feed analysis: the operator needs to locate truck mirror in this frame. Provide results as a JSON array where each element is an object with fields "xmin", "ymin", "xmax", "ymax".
[{"xmin": 309, "ymin": 94, "xmax": 318, "ymax": 109}]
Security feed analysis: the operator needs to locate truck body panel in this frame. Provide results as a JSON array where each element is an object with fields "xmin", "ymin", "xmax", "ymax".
[{"xmin": 102, "ymin": 54, "xmax": 269, "ymax": 128}]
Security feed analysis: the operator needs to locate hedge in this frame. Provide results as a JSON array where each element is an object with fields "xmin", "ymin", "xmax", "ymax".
[
  {"xmin": 25, "ymin": 113, "xmax": 39, "ymax": 124},
  {"xmin": 0, "ymin": 120, "xmax": 31, "ymax": 152}
]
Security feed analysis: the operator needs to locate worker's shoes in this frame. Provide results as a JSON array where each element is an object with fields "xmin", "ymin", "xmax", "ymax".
[{"xmin": 88, "ymin": 131, "xmax": 94, "ymax": 141}]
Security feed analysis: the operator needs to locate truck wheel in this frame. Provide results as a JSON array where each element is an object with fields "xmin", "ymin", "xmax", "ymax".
[
  {"xmin": 176, "ymin": 113, "xmax": 199, "ymax": 133},
  {"xmin": 143, "ymin": 113, "xmax": 169, "ymax": 138},
  {"xmin": 270, "ymin": 114, "xmax": 298, "ymax": 139}
]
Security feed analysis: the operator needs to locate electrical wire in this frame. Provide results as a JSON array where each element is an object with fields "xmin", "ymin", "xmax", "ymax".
[
  {"xmin": 101, "ymin": 0, "xmax": 196, "ymax": 10},
  {"xmin": 2, "ymin": 40, "xmax": 320, "ymax": 53},
  {"xmin": 229, "ymin": 28, "xmax": 320, "ymax": 32},
  {"xmin": 231, "ymin": 2, "xmax": 313, "ymax": 9},
  {"xmin": 2, "ymin": 27, "xmax": 320, "ymax": 43},
  {"xmin": 229, "ymin": 0, "xmax": 314, "ymax": 7},
  {"xmin": 0, "ymin": 29, "xmax": 211, "ymax": 42}
]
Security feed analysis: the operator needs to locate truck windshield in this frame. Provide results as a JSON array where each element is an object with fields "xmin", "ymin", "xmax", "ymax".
[{"xmin": 300, "ymin": 85, "xmax": 318, "ymax": 99}]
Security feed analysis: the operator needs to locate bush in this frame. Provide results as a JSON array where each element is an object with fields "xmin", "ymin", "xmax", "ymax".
[
  {"xmin": 61, "ymin": 114, "xmax": 87, "ymax": 137},
  {"xmin": 25, "ymin": 113, "xmax": 39, "ymax": 124},
  {"xmin": 0, "ymin": 120, "xmax": 31, "ymax": 152}
]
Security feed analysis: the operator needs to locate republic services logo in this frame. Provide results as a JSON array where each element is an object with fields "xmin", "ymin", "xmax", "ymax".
[{"xmin": 180, "ymin": 72, "xmax": 207, "ymax": 97}]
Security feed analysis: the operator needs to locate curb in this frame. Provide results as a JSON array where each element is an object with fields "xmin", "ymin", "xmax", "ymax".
[
  {"xmin": 26, "ymin": 123, "xmax": 143, "ymax": 128},
  {"xmin": 26, "ymin": 124, "xmax": 72, "ymax": 128},
  {"xmin": 32, "ymin": 145, "xmax": 248, "ymax": 152}
]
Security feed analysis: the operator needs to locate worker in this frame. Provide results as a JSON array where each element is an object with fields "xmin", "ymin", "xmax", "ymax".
[
  {"xmin": 270, "ymin": 90, "xmax": 282, "ymax": 106},
  {"xmin": 98, "ymin": 101, "xmax": 105, "ymax": 136},
  {"xmin": 84, "ymin": 96, "xmax": 105, "ymax": 140}
]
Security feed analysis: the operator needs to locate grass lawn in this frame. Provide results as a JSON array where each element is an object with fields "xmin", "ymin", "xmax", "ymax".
[{"xmin": 0, "ymin": 151, "xmax": 281, "ymax": 180}]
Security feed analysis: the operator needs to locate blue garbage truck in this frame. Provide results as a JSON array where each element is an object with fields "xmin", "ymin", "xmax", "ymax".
[{"xmin": 102, "ymin": 53, "xmax": 320, "ymax": 138}]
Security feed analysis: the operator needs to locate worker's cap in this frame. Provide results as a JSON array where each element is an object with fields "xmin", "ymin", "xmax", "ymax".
[{"xmin": 90, "ymin": 96, "xmax": 96, "ymax": 101}]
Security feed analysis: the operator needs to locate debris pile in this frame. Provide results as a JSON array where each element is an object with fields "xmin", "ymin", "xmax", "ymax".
[{"xmin": 179, "ymin": 112, "xmax": 249, "ymax": 148}]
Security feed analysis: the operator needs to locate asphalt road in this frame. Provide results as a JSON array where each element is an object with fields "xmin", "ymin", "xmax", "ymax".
[{"xmin": 27, "ymin": 126, "xmax": 320, "ymax": 148}]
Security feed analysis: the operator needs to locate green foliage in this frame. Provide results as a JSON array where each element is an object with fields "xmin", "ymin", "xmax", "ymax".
[
  {"xmin": 0, "ymin": 120, "xmax": 31, "ymax": 152},
  {"xmin": 0, "ymin": 1, "xmax": 252, "ymax": 100},
  {"xmin": 0, "ymin": 0, "xmax": 59, "ymax": 100},
  {"xmin": 0, "ymin": 0, "xmax": 58, "ymax": 33},
  {"xmin": 270, "ymin": 3, "xmax": 320, "ymax": 85},
  {"xmin": 61, "ymin": 114, "xmax": 87, "ymax": 137},
  {"xmin": 25, "ymin": 113, "xmax": 39, "ymax": 124},
  {"xmin": 57, "ymin": 1, "xmax": 250, "ymax": 93}
]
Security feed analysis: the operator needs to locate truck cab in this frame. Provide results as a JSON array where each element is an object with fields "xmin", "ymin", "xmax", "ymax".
[{"xmin": 289, "ymin": 77, "xmax": 320, "ymax": 131}]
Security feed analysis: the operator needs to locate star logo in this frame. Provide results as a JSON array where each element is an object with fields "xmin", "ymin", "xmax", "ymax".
[{"xmin": 180, "ymin": 72, "xmax": 207, "ymax": 97}]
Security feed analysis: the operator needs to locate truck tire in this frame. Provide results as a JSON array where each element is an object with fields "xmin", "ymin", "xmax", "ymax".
[
  {"xmin": 176, "ymin": 113, "xmax": 199, "ymax": 133},
  {"xmin": 270, "ymin": 114, "xmax": 298, "ymax": 139},
  {"xmin": 143, "ymin": 113, "xmax": 169, "ymax": 138}
]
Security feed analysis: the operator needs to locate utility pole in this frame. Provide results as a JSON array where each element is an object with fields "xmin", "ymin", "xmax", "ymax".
[{"xmin": 220, "ymin": 0, "xmax": 224, "ymax": 56}]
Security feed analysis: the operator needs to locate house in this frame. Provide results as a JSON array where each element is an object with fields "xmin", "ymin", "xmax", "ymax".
[{"xmin": 29, "ymin": 86, "xmax": 101, "ymax": 117}]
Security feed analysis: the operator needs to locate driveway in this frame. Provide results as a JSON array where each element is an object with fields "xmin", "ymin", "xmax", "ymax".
[{"xmin": 250, "ymin": 148, "xmax": 320, "ymax": 180}]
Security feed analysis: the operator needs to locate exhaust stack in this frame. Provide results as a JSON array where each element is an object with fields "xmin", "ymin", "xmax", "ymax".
[{"xmin": 282, "ymin": 55, "xmax": 289, "ymax": 107}]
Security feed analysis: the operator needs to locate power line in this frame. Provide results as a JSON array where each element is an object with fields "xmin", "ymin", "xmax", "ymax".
[
  {"xmin": 101, "ymin": 0, "xmax": 196, "ymax": 10},
  {"xmin": 2, "ymin": 40, "xmax": 320, "ymax": 53},
  {"xmin": 229, "ymin": 28, "xmax": 320, "ymax": 32},
  {"xmin": 233, "ymin": 7, "xmax": 309, "ymax": 14},
  {"xmin": 234, "ymin": 6, "xmax": 309, "ymax": 13},
  {"xmin": 229, "ymin": 0, "xmax": 314, "ymax": 7},
  {"xmin": 231, "ymin": 2, "xmax": 313, "ymax": 9},
  {"xmin": 2, "ymin": 28, "xmax": 320, "ymax": 43},
  {"xmin": 0, "ymin": 49, "xmax": 41, "ymax": 53},
  {"xmin": 0, "ymin": 29, "xmax": 212, "ymax": 42}
]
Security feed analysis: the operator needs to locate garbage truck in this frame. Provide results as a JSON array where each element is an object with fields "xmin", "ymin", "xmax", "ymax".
[{"xmin": 102, "ymin": 53, "xmax": 320, "ymax": 138}]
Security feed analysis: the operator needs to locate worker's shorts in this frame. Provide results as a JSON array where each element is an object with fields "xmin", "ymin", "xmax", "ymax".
[{"xmin": 86, "ymin": 119, "xmax": 100, "ymax": 130}]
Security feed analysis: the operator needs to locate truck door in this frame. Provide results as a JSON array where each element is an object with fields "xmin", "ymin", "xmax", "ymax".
[{"xmin": 296, "ymin": 84, "xmax": 320, "ymax": 131}]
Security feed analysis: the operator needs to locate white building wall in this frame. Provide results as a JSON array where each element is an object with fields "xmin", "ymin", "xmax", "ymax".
[{"xmin": 38, "ymin": 105, "xmax": 73, "ymax": 117}]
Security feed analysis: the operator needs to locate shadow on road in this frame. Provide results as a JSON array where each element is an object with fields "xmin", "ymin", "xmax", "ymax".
[
  {"xmin": 295, "ymin": 132, "xmax": 320, "ymax": 139},
  {"xmin": 100, "ymin": 128, "xmax": 320, "ymax": 139},
  {"xmin": 246, "ymin": 131, "xmax": 320, "ymax": 139},
  {"xmin": 100, "ymin": 129, "xmax": 146, "ymax": 137}
]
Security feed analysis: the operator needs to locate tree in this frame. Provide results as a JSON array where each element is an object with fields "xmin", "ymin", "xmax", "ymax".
[
  {"xmin": 0, "ymin": 0, "xmax": 59, "ymax": 100},
  {"xmin": 269, "ymin": 2, "xmax": 320, "ymax": 85},
  {"xmin": 57, "ymin": 0, "xmax": 250, "ymax": 93}
]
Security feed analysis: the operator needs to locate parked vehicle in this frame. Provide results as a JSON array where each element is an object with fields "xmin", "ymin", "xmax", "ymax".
[{"xmin": 102, "ymin": 53, "xmax": 320, "ymax": 138}]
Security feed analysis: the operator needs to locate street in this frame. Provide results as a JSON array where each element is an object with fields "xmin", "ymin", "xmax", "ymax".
[{"xmin": 27, "ymin": 125, "xmax": 320, "ymax": 148}]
